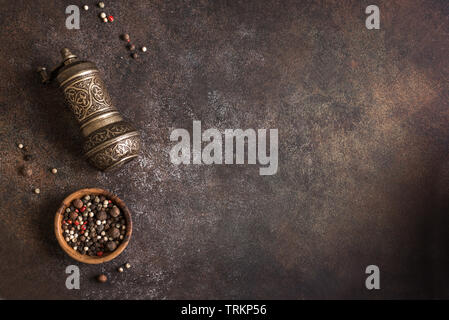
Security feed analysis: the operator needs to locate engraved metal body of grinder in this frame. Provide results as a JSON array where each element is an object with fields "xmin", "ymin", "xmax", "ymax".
[{"xmin": 37, "ymin": 48, "xmax": 141, "ymax": 171}]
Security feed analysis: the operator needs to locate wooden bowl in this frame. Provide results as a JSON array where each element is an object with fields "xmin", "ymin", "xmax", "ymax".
[{"xmin": 55, "ymin": 188, "xmax": 132, "ymax": 264}]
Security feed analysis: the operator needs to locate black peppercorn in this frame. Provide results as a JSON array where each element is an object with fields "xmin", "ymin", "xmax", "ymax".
[
  {"xmin": 73, "ymin": 199, "xmax": 83, "ymax": 209},
  {"xmin": 108, "ymin": 227, "xmax": 120, "ymax": 239},
  {"xmin": 69, "ymin": 211, "xmax": 78, "ymax": 221},
  {"xmin": 20, "ymin": 165, "xmax": 33, "ymax": 177},
  {"xmin": 106, "ymin": 241, "xmax": 117, "ymax": 252},
  {"xmin": 110, "ymin": 206, "xmax": 120, "ymax": 217},
  {"xmin": 96, "ymin": 210, "xmax": 107, "ymax": 220}
]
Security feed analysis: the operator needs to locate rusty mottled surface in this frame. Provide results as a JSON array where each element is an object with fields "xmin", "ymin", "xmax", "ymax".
[{"xmin": 0, "ymin": 0, "xmax": 448, "ymax": 299}]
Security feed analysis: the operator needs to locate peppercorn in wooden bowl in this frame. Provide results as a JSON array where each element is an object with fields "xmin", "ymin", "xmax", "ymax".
[{"xmin": 55, "ymin": 188, "xmax": 132, "ymax": 264}]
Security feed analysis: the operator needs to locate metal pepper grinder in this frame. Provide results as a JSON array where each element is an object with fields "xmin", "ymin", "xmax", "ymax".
[{"xmin": 37, "ymin": 48, "xmax": 141, "ymax": 171}]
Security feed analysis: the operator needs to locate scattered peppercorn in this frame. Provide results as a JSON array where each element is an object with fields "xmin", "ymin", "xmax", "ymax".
[
  {"xmin": 107, "ymin": 15, "xmax": 114, "ymax": 22},
  {"xmin": 34, "ymin": 188, "xmax": 40, "ymax": 194},
  {"xmin": 83, "ymin": 5, "xmax": 89, "ymax": 10},
  {"xmin": 51, "ymin": 168, "xmax": 58, "ymax": 174},
  {"xmin": 127, "ymin": 44, "xmax": 136, "ymax": 51},
  {"xmin": 102, "ymin": 17, "xmax": 108, "ymax": 23},
  {"xmin": 118, "ymin": 267, "xmax": 124, "ymax": 273},
  {"xmin": 98, "ymin": 2, "xmax": 105, "ymax": 8},
  {"xmin": 121, "ymin": 34, "xmax": 130, "ymax": 41},
  {"xmin": 141, "ymin": 46, "xmax": 147, "ymax": 52},
  {"xmin": 125, "ymin": 262, "xmax": 131, "ymax": 269},
  {"xmin": 20, "ymin": 165, "xmax": 33, "ymax": 177},
  {"xmin": 131, "ymin": 53, "xmax": 138, "ymax": 59},
  {"xmin": 18, "ymin": 143, "xmax": 24, "ymax": 149},
  {"xmin": 100, "ymin": 12, "xmax": 106, "ymax": 19},
  {"xmin": 97, "ymin": 274, "xmax": 107, "ymax": 283}
]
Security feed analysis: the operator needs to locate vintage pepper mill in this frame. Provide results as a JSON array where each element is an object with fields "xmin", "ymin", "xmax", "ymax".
[{"xmin": 37, "ymin": 48, "xmax": 141, "ymax": 171}]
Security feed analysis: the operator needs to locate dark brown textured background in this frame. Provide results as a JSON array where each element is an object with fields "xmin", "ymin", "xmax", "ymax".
[{"xmin": 0, "ymin": 0, "xmax": 448, "ymax": 299}]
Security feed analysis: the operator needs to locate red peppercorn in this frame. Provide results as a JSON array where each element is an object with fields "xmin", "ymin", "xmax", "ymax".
[
  {"xmin": 75, "ymin": 209, "xmax": 79, "ymax": 213},
  {"xmin": 83, "ymin": 221, "xmax": 87, "ymax": 225},
  {"xmin": 67, "ymin": 220, "xmax": 72, "ymax": 224},
  {"xmin": 81, "ymin": 225, "xmax": 86, "ymax": 230},
  {"xmin": 80, "ymin": 230, "xmax": 84, "ymax": 234},
  {"xmin": 75, "ymin": 221, "xmax": 79, "ymax": 226},
  {"xmin": 108, "ymin": 15, "xmax": 114, "ymax": 22},
  {"xmin": 97, "ymin": 251, "xmax": 103, "ymax": 257}
]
